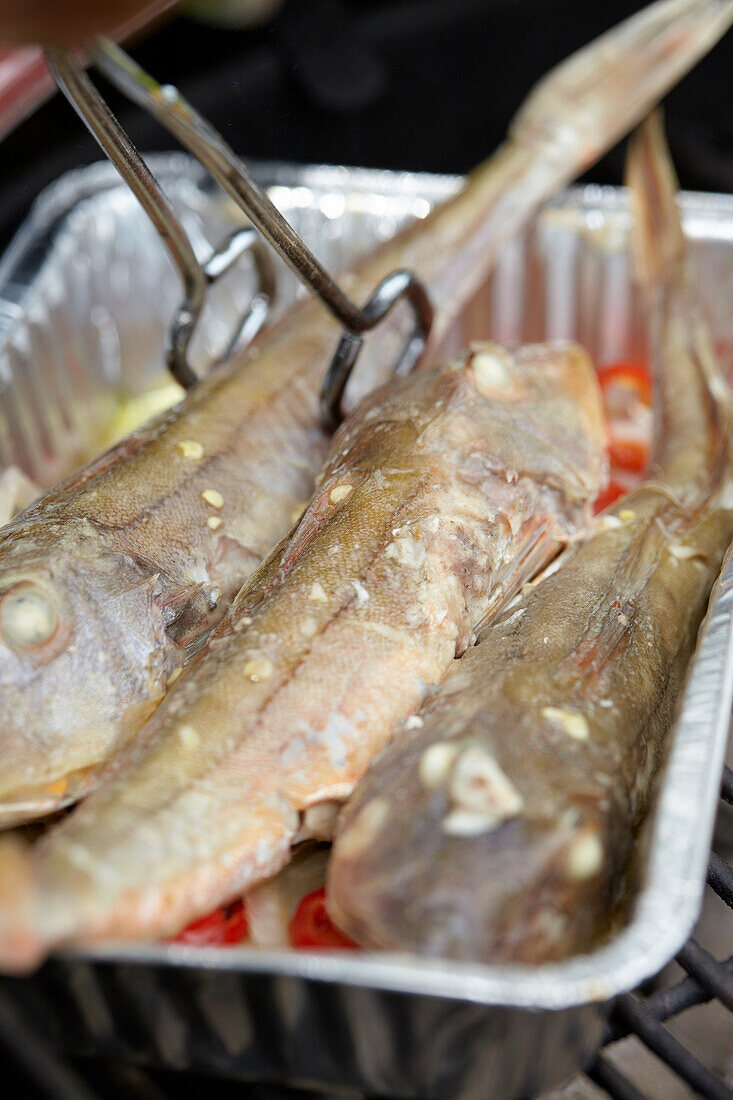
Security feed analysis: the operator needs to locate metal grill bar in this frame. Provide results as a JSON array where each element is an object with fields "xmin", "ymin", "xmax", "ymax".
[
  {"xmin": 647, "ymin": 954, "xmax": 733, "ymax": 1021},
  {"xmin": 709, "ymin": 850, "xmax": 733, "ymax": 907},
  {"xmin": 676, "ymin": 940, "xmax": 733, "ymax": 1010},
  {"xmin": 586, "ymin": 1055, "xmax": 649, "ymax": 1100},
  {"xmin": 721, "ymin": 765, "xmax": 733, "ymax": 805},
  {"xmin": 603, "ymin": 955, "xmax": 733, "ymax": 1047},
  {"xmin": 608, "ymin": 994, "xmax": 733, "ymax": 1099},
  {"xmin": 591, "ymin": 764, "xmax": 733, "ymax": 1100}
]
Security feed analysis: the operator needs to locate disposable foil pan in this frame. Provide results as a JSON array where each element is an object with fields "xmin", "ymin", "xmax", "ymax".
[{"xmin": 1, "ymin": 158, "xmax": 733, "ymax": 1100}]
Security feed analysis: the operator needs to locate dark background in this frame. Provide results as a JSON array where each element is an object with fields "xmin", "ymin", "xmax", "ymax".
[{"xmin": 1, "ymin": 0, "xmax": 733, "ymax": 252}]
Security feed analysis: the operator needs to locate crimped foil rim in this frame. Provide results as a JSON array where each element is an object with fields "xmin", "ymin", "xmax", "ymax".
[{"xmin": 3, "ymin": 159, "xmax": 731, "ymax": 1009}]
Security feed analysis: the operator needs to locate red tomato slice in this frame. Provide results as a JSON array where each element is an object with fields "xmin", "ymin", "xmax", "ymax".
[
  {"xmin": 596, "ymin": 361, "xmax": 652, "ymax": 476},
  {"xmin": 597, "ymin": 360, "xmax": 652, "ymax": 418},
  {"xmin": 593, "ymin": 479, "xmax": 627, "ymax": 515},
  {"xmin": 289, "ymin": 888, "xmax": 359, "ymax": 950},
  {"xmin": 607, "ymin": 434, "xmax": 649, "ymax": 474},
  {"xmin": 173, "ymin": 898, "xmax": 249, "ymax": 946}
]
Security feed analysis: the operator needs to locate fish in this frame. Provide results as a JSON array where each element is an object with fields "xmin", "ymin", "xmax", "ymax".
[
  {"xmin": 1, "ymin": 0, "xmax": 731, "ymax": 826},
  {"xmin": 0, "ymin": 336, "xmax": 607, "ymax": 970},
  {"xmin": 327, "ymin": 111, "xmax": 733, "ymax": 964}
]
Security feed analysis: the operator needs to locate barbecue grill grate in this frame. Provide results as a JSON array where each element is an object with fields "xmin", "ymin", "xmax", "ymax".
[
  {"xmin": 586, "ymin": 764, "xmax": 733, "ymax": 1100},
  {"xmin": 1, "ymin": 768, "xmax": 732, "ymax": 1099}
]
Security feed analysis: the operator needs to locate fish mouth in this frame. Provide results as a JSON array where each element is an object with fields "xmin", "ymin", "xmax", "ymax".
[
  {"xmin": 0, "ymin": 765, "xmax": 100, "ymax": 829},
  {"xmin": 0, "ymin": 794, "xmax": 76, "ymax": 830}
]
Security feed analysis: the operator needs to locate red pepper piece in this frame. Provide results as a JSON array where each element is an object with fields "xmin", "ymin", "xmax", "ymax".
[
  {"xmin": 593, "ymin": 479, "xmax": 627, "ymax": 515},
  {"xmin": 597, "ymin": 360, "xmax": 652, "ymax": 415},
  {"xmin": 289, "ymin": 888, "xmax": 359, "ymax": 950},
  {"xmin": 607, "ymin": 435, "xmax": 649, "ymax": 474},
  {"xmin": 173, "ymin": 898, "xmax": 249, "ymax": 946}
]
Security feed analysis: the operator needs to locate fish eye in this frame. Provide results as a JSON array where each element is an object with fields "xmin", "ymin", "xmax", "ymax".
[{"xmin": 0, "ymin": 583, "xmax": 60, "ymax": 652}]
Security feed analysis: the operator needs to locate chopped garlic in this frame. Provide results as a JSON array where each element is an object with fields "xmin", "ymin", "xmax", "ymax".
[
  {"xmin": 669, "ymin": 543, "xmax": 698, "ymax": 560},
  {"xmin": 442, "ymin": 809, "xmax": 500, "ymax": 837},
  {"xmin": 244, "ymin": 657, "xmax": 274, "ymax": 682},
  {"xmin": 449, "ymin": 744, "xmax": 523, "ymax": 822},
  {"xmin": 329, "ymin": 484, "xmax": 353, "ymax": 504},
  {"xmin": 542, "ymin": 706, "xmax": 590, "ymax": 742},
  {"xmin": 385, "ymin": 534, "xmax": 427, "ymax": 570},
  {"xmin": 207, "ymin": 516, "xmax": 223, "ymax": 531},
  {"xmin": 202, "ymin": 489, "xmax": 224, "ymax": 509},
  {"xmin": 418, "ymin": 741, "xmax": 459, "ymax": 790},
  {"xmin": 470, "ymin": 347, "xmax": 516, "ymax": 396},
  {"xmin": 176, "ymin": 440, "xmax": 204, "ymax": 460},
  {"xmin": 178, "ymin": 725, "xmax": 200, "ymax": 750},
  {"xmin": 566, "ymin": 832, "xmax": 604, "ymax": 881}
]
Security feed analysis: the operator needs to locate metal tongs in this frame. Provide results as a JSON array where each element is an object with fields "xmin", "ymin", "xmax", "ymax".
[{"xmin": 44, "ymin": 39, "xmax": 433, "ymax": 429}]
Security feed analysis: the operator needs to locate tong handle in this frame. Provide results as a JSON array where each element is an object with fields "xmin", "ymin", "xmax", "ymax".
[
  {"xmin": 94, "ymin": 38, "xmax": 435, "ymax": 423},
  {"xmin": 320, "ymin": 271, "xmax": 433, "ymax": 431},
  {"xmin": 95, "ymin": 37, "xmax": 382, "ymax": 337},
  {"xmin": 49, "ymin": 39, "xmax": 434, "ymax": 423},
  {"xmin": 45, "ymin": 48, "xmax": 275, "ymax": 390}
]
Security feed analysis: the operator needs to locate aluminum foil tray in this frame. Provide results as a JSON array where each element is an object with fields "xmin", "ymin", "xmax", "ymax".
[{"xmin": 2, "ymin": 157, "xmax": 733, "ymax": 1100}]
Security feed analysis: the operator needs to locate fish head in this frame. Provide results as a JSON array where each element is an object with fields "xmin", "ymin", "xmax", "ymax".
[
  {"xmin": 0, "ymin": 516, "xmax": 175, "ymax": 825},
  {"xmin": 329, "ymin": 703, "xmax": 613, "ymax": 963}
]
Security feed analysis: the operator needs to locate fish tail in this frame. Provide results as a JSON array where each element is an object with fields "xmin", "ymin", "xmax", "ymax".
[
  {"xmin": 0, "ymin": 838, "xmax": 44, "ymax": 973},
  {"xmin": 626, "ymin": 111, "xmax": 685, "ymax": 288},
  {"xmin": 511, "ymin": 0, "xmax": 733, "ymax": 179},
  {"xmin": 626, "ymin": 111, "xmax": 730, "ymax": 503}
]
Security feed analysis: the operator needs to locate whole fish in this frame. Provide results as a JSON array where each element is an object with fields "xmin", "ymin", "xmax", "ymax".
[
  {"xmin": 1, "ymin": 0, "xmax": 731, "ymax": 826},
  {"xmin": 327, "ymin": 112, "xmax": 733, "ymax": 964},
  {"xmin": 0, "ymin": 337, "xmax": 606, "ymax": 970}
]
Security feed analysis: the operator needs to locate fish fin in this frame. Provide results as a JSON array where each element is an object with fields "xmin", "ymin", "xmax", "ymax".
[
  {"xmin": 473, "ymin": 517, "xmax": 559, "ymax": 641},
  {"xmin": 626, "ymin": 110, "xmax": 684, "ymax": 288},
  {"xmin": 627, "ymin": 110, "xmax": 729, "ymax": 505},
  {"xmin": 151, "ymin": 573, "xmax": 234, "ymax": 650},
  {"xmin": 274, "ymin": 473, "xmax": 367, "ymax": 583},
  {"xmin": 511, "ymin": 0, "xmax": 733, "ymax": 175},
  {"xmin": 220, "ymin": 535, "xmax": 291, "ymax": 635},
  {"xmin": 565, "ymin": 508, "xmax": 667, "ymax": 692},
  {"xmin": 0, "ymin": 467, "xmax": 41, "ymax": 527}
]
